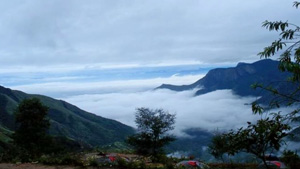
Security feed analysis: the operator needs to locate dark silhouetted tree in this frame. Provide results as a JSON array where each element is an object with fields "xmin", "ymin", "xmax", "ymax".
[
  {"xmin": 252, "ymin": 1, "xmax": 300, "ymax": 119},
  {"xmin": 210, "ymin": 114, "xmax": 290, "ymax": 168},
  {"xmin": 127, "ymin": 107, "xmax": 175, "ymax": 160},
  {"xmin": 209, "ymin": 2, "xmax": 298, "ymax": 168},
  {"xmin": 208, "ymin": 132, "xmax": 232, "ymax": 162},
  {"xmin": 13, "ymin": 98, "xmax": 52, "ymax": 159}
]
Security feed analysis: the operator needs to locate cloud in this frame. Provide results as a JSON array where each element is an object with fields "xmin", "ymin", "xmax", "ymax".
[
  {"xmin": 8, "ymin": 71, "xmax": 260, "ymax": 136},
  {"xmin": 282, "ymin": 141, "xmax": 300, "ymax": 152},
  {"xmin": 0, "ymin": 0, "xmax": 297, "ymax": 67},
  {"xmin": 1, "ymin": 0, "xmax": 297, "ymax": 138},
  {"xmin": 9, "ymin": 74, "xmax": 205, "ymax": 97},
  {"xmin": 62, "ymin": 89, "xmax": 260, "ymax": 136}
]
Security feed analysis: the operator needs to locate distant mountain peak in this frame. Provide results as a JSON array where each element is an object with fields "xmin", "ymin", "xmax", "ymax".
[
  {"xmin": 157, "ymin": 59, "xmax": 293, "ymax": 102},
  {"xmin": 236, "ymin": 62, "xmax": 247, "ymax": 66}
]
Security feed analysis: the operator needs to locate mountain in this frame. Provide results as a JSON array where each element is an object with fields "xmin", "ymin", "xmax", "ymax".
[
  {"xmin": 157, "ymin": 59, "xmax": 295, "ymax": 103},
  {"xmin": 157, "ymin": 59, "xmax": 300, "ymax": 157},
  {"xmin": 0, "ymin": 85, "xmax": 134, "ymax": 148}
]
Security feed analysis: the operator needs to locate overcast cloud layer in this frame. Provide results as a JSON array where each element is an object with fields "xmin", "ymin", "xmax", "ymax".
[
  {"xmin": 1, "ymin": 1, "xmax": 298, "ymax": 136},
  {"xmin": 0, "ymin": 0, "xmax": 298, "ymax": 70}
]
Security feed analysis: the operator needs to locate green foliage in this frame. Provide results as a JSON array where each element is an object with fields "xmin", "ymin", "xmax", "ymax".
[
  {"xmin": 208, "ymin": 163, "xmax": 257, "ymax": 169},
  {"xmin": 293, "ymin": 1, "xmax": 300, "ymax": 8},
  {"xmin": 0, "ymin": 145, "xmax": 21, "ymax": 163},
  {"xmin": 13, "ymin": 98, "xmax": 52, "ymax": 160},
  {"xmin": 98, "ymin": 141, "xmax": 133, "ymax": 153},
  {"xmin": 49, "ymin": 136, "xmax": 91, "ymax": 153},
  {"xmin": 38, "ymin": 153, "xmax": 84, "ymax": 166},
  {"xmin": 210, "ymin": 114, "xmax": 290, "ymax": 165},
  {"xmin": 119, "ymin": 157, "xmax": 176, "ymax": 169},
  {"xmin": 237, "ymin": 115, "xmax": 290, "ymax": 158},
  {"xmin": 4, "ymin": 98, "xmax": 86, "ymax": 162},
  {"xmin": 0, "ymin": 85, "xmax": 135, "ymax": 147},
  {"xmin": 117, "ymin": 158, "xmax": 147, "ymax": 169},
  {"xmin": 254, "ymin": 2, "xmax": 300, "ymax": 114},
  {"xmin": 0, "ymin": 127, "xmax": 13, "ymax": 152},
  {"xmin": 135, "ymin": 108, "xmax": 176, "ymax": 135},
  {"xmin": 249, "ymin": 7, "xmax": 300, "ymax": 167},
  {"xmin": 280, "ymin": 150, "xmax": 300, "ymax": 169},
  {"xmin": 128, "ymin": 108, "xmax": 176, "ymax": 161},
  {"xmin": 86, "ymin": 155, "xmax": 176, "ymax": 169},
  {"xmin": 208, "ymin": 133, "xmax": 231, "ymax": 162}
]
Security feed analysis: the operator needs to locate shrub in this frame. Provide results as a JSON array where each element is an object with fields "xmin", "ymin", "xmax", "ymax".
[
  {"xmin": 280, "ymin": 150, "xmax": 300, "ymax": 169},
  {"xmin": 208, "ymin": 163, "xmax": 257, "ymax": 169},
  {"xmin": 38, "ymin": 153, "xmax": 84, "ymax": 166}
]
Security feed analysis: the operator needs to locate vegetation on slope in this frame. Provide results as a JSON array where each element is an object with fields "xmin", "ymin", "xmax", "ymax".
[{"xmin": 0, "ymin": 85, "xmax": 134, "ymax": 147}]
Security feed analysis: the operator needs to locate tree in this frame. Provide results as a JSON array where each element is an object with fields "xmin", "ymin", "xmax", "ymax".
[
  {"xmin": 237, "ymin": 115, "xmax": 290, "ymax": 167},
  {"xmin": 209, "ymin": 2, "xmax": 298, "ymax": 167},
  {"xmin": 208, "ymin": 133, "xmax": 232, "ymax": 162},
  {"xmin": 210, "ymin": 114, "xmax": 290, "ymax": 168},
  {"xmin": 281, "ymin": 150, "xmax": 300, "ymax": 169},
  {"xmin": 252, "ymin": 1, "xmax": 300, "ymax": 119},
  {"xmin": 13, "ymin": 98, "xmax": 52, "ymax": 159},
  {"xmin": 127, "ymin": 107, "xmax": 176, "ymax": 160}
]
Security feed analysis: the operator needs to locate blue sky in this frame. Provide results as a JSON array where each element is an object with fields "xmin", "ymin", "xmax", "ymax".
[
  {"xmin": 1, "ymin": 64, "xmax": 215, "ymax": 87},
  {"xmin": 0, "ymin": 0, "xmax": 298, "ymax": 134}
]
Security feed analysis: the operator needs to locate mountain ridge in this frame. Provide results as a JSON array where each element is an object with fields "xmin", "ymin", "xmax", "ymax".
[
  {"xmin": 0, "ymin": 85, "xmax": 134, "ymax": 147},
  {"xmin": 157, "ymin": 59, "xmax": 300, "ymax": 156},
  {"xmin": 157, "ymin": 59, "xmax": 295, "ymax": 103}
]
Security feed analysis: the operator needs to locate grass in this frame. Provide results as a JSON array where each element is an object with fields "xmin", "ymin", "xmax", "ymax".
[
  {"xmin": 208, "ymin": 163, "xmax": 257, "ymax": 169},
  {"xmin": 0, "ymin": 126, "xmax": 13, "ymax": 144}
]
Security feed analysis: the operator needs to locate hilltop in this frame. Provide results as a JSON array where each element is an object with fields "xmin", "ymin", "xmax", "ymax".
[{"xmin": 157, "ymin": 59, "xmax": 295, "ymax": 103}]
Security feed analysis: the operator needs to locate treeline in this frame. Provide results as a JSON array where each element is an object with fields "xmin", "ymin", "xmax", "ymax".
[{"xmin": 0, "ymin": 98, "xmax": 88, "ymax": 162}]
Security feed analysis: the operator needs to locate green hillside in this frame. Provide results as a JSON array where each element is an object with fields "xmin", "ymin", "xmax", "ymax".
[
  {"xmin": 0, "ymin": 126, "xmax": 12, "ymax": 151},
  {"xmin": 0, "ymin": 85, "xmax": 134, "ymax": 148}
]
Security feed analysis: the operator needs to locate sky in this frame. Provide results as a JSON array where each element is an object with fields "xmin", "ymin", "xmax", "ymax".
[{"xmin": 0, "ymin": 0, "xmax": 298, "ymax": 136}]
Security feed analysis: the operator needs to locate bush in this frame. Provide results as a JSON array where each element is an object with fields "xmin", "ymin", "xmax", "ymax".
[
  {"xmin": 280, "ymin": 150, "xmax": 300, "ymax": 169},
  {"xmin": 38, "ymin": 153, "xmax": 84, "ymax": 166},
  {"xmin": 0, "ymin": 146, "xmax": 33, "ymax": 163},
  {"xmin": 88, "ymin": 157, "xmax": 100, "ymax": 167},
  {"xmin": 116, "ymin": 157, "xmax": 129, "ymax": 168},
  {"xmin": 124, "ymin": 160, "xmax": 147, "ymax": 169},
  {"xmin": 208, "ymin": 163, "xmax": 257, "ymax": 169},
  {"xmin": 115, "ymin": 156, "xmax": 176, "ymax": 169}
]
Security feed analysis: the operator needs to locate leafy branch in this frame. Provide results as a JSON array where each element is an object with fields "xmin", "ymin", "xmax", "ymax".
[
  {"xmin": 294, "ymin": 1, "xmax": 300, "ymax": 8},
  {"xmin": 254, "ymin": 3, "xmax": 300, "ymax": 115}
]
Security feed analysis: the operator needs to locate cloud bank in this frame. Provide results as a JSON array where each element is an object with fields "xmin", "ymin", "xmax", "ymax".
[
  {"xmin": 11, "ymin": 74, "xmax": 205, "ymax": 97},
  {"xmin": 10, "ymin": 71, "xmax": 260, "ymax": 136},
  {"xmin": 63, "ymin": 89, "xmax": 260, "ymax": 136}
]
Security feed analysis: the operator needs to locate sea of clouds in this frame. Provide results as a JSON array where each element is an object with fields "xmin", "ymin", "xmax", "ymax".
[
  {"xmin": 63, "ymin": 88, "xmax": 260, "ymax": 137},
  {"xmin": 8, "ymin": 69, "xmax": 262, "ymax": 137}
]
